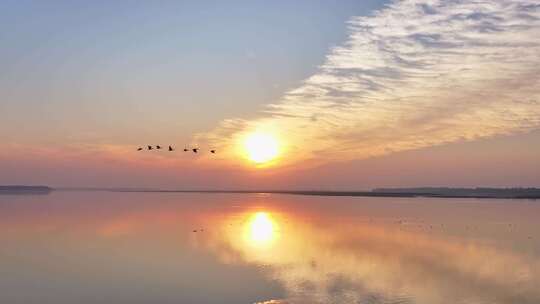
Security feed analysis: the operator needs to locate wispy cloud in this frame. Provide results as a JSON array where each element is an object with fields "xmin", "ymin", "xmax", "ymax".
[{"xmin": 201, "ymin": 0, "xmax": 540, "ymax": 167}]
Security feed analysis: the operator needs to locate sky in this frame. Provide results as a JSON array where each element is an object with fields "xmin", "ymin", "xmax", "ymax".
[{"xmin": 1, "ymin": 0, "xmax": 539, "ymax": 189}]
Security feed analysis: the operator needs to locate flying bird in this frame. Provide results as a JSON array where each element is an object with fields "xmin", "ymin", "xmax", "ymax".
[
  {"xmin": 168, "ymin": 146, "xmax": 174, "ymax": 151},
  {"xmin": 137, "ymin": 147, "xmax": 143, "ymax": 151},
  {"xmin": 148, "ymin": 145, "xmax": 153, "ymax": 150},
  {"xmin": 192, "ymin": 148, "xmax": 199, "ymax": 153}
]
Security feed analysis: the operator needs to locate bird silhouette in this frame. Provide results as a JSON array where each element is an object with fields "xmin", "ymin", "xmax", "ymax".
[
  {"xmin": 183, "ymin": 148, "xmax": 189, "ymax": 152},
  {"xmin": 137, "ymin": 147, "xmax": 143, "ymax": 151},
  {"xmin": 148, "ymin": 145, "xmax": 153, "ymax": 150},
  {"xmin": 156, "ymin": 145, "xmax": 162, "ymax": 150},
  {"xmin": 210, "ymin": 150, "xmax": 216, "ymax": 154},
  {"xmin": 192, "ymin": 148, "xmax": 199, "ymax": 153},
  {"xmin": 168, "ymin": 146, "xmax": 174, "ymax": 151}
]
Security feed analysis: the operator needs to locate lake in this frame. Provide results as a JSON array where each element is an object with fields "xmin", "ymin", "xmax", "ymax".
[{"xmin": 0, "ymin": 191, "xmax": 539, "ymax": 304}]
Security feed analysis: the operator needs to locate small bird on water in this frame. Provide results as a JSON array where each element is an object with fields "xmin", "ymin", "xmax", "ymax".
[
  {"xmin": 192, "ymin": 148, "xmax": 199, "ymax": 153},
  {"xmin": 168, "ymin": 146, "xmax": 174, "ymax": 151},
  {"xmin": 210, "ymin": 150, "xmax": 216, "ymax": 154},
  {"xmin": 137, "ymin": 147, "xmax": 143, "ymax": 151},
  {"xmin": 156, "ymin": 145, "xmax": 162, "ymax": 150},
  {"xmin": 147, "ymin": 145, "xmax": 153, "ymax": 150}
]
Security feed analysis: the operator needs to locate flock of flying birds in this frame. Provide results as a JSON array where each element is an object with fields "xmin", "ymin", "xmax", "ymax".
[{"xmin": 137, "ymin": 145, "xmax": 216, "ymax": 154}]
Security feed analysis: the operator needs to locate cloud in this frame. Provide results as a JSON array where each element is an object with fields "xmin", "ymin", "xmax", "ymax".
[{"xmin": 201, "ymin": 0, "xmax": 540, "ymax": 167}]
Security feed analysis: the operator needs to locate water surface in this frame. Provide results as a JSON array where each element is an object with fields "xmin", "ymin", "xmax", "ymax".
[{"xmin": 1, "ymin": 192, "xmax": 539, "ymax": 304}]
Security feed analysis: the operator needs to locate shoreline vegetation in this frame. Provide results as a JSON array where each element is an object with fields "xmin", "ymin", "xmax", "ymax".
[
  {"xmin": 0, "ymin": 185, "xmax": 53, "ymax": 195},
  {"xmin": 37, "ymin": 186, "xmax": 540, "ymax": 199},
  {"xmin": 2, "ymin": 185, "xmax": 539, "ymax": 199}
]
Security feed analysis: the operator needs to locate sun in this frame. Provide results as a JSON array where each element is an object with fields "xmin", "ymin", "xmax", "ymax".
[{"xmin": 243, "ymin": 132, "xmax": 280, "ymax": 164}]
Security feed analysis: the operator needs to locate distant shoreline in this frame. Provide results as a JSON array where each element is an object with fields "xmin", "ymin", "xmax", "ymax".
[
  {"xmin": 0, "ymin": 185, "xmax": 53, "ymax": 195},
  {"xmin": 3, "ymin": 185, "xmax": 539, "ymax": 199},
  {"xmin": 53, "ymin": 187, "xmax": 540, "ymax": 199}
]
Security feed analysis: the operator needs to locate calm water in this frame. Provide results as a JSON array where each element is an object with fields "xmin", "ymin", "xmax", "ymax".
[{"xmin": 0, "ymin": 192, "xmax": 539, "ymax": 304}]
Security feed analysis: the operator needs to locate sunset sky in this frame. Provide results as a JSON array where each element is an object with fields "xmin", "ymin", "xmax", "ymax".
[{"xmin": 1, "ymin": 0, "xmax": 539, "ymax": 189}]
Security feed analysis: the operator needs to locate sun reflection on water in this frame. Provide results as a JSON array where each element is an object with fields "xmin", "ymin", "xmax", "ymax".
[
  {"xmin": 207, "ymin": 204, "xmax": 540, "ymax": 304},
  {"xmin": 243, "ymin": 212, "xmax": 279, "ymax": 249}
]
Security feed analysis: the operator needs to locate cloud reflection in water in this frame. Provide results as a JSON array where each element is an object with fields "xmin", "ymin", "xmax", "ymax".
[
  {"xmin": 1, "ymin": 193, "xmax": 539, "ymax": 304},
  {"xmin": 206, "ymin": 208, "xmax": 540, "ymax": 304}
]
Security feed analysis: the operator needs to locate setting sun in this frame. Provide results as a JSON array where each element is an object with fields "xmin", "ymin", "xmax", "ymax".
[{"xmin": 243, "ymin": 132, "xmax": 280, "ymax": 164}]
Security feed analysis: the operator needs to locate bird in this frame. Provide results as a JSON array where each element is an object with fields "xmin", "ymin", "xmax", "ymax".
[
  {"xmin": 168, "ymin": 146, "xmax": 174, "ymax": 151},
  {"xmin": 192, "ymin": 148, "xmax": 199, "ymax": 153},
  {"xmin": 156, "ymin": 145, "xmax": 162, "ymax": 150},
  {"xmin": 148, "ymin": 145, "xmax": 153, "ymax": 150},
  {"xmin": 210, "ymin": 150, "xmax": 216, "ymax": 154},
  {"xmin": 137, "ymin": 147, "xmax": 143, "ymax": 151},
  {"xmin": 183, "ymin": 148, "xmax": 189, "ymax": 152}
]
